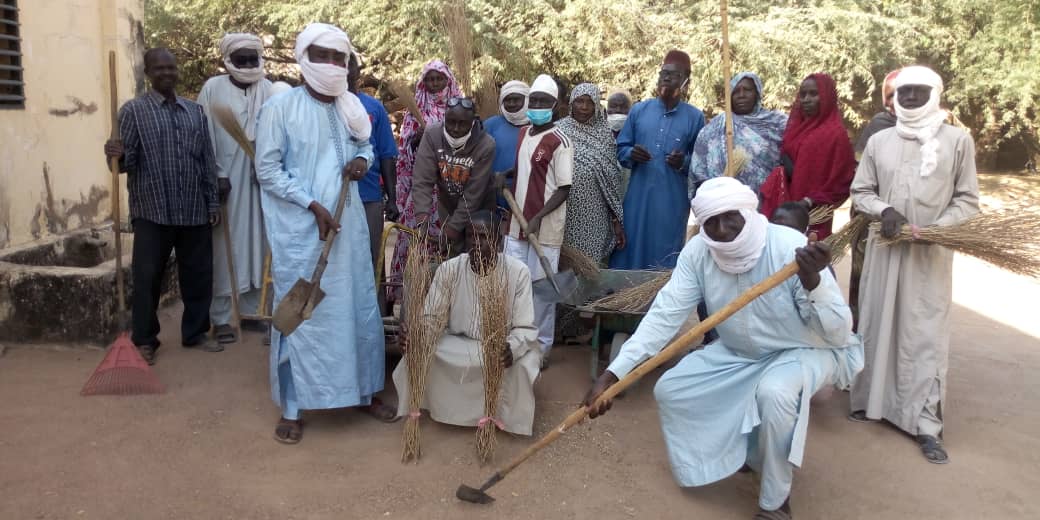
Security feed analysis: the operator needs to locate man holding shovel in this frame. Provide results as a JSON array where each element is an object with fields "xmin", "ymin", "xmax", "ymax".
[
  {"xmin": 255, "ymin": 23, "xmax": 395, "ymax": 445},
  {"xmin": 583, "ymin": 178, "xmax": 863, "ymax": 520},
  {"xmin": 502, "ymin": 74, "xmax": 573, "ymax": 368}
]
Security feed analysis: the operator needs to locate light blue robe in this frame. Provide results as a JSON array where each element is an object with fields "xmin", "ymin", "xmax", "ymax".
[
  {"xmin": 609, "ymin": 98, "xmax": 704, "ymax": 270},
  {"xmin": 608, "ymin": 224, "xmax": 863, "ymax": 509},
  {"xmin": 256, "ymin": 87, "xmax": 383, "ymax": 412}
]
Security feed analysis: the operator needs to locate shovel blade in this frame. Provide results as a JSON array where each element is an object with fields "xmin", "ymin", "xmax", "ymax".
[
  {"xmin": 272, "ymin": 278, "xmax": 325, "ymax": 335},
  {"xmin": 532, "ymin": 270, "xmax": 577, "ymax": 304}
]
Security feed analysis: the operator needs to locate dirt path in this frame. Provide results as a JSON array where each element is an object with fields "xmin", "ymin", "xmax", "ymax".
[{"xmin": 2, "ymin": 176, "xmax": 1039, "ymax": 519}]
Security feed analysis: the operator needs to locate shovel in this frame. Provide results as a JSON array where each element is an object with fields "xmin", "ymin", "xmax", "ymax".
[
  {"xmin": 501, "ymin": 189, "xmax": 562, "ymax": 294},
  {"xmin": 272, "ymin": 182, "xmax": 350, "ymax": 336}
]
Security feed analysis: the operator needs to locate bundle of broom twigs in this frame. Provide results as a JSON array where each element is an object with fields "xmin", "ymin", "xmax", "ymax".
[
  {"xmin": 440, "ymin": 0, "xmax": 472, "ymax": 95},
  {"xmin": 475, "ymin": 249, "xmax": 509, "ymax": 463},
  {"xmin": 809, "ymin": 205, "xmax": 835, "ymax": 226},
  {"xmin": 388, "ymin": 79, "xmax": 425, "ymax": 126},
  {"xmin": 874, "ymin": 211, "xmax": 1040, "ymax": 279},
  {"xmin": 211, "ymin": 104, "xmax": 255, "ymax": 160},
  {"xmin": 593, "ymin": 215, "xmax": 871, "ymax": 313},
  {"xmin": 401, "ymin": 228, "xmax": 453, "ymax": 462},
  {"xmin": 560, "ymin": 244, "xmax": 601, "ymax": 280}
]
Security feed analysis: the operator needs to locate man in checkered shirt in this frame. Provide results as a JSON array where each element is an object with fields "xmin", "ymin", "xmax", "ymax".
[{"xmin": 104, "ymin": 47, "xmax": 222, "ymax": 364}]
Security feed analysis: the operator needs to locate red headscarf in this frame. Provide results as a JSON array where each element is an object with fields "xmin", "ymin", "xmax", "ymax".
[{"xmin": 780, "ymin": 73, "xmax": 855, "ymax": 238}]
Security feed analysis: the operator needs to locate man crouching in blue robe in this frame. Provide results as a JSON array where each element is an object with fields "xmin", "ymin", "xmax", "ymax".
[{"xmin": 584, "ymin": 177, "xmax": 863, "ymax": 519}]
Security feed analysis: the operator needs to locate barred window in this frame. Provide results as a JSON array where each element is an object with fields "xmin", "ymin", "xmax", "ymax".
[{"xmin": 0, "ymin": 0, "xmax": 23, "ymax": 109}]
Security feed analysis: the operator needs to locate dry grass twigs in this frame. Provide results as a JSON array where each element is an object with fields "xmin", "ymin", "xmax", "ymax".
[
  {"xmin": 873, "ymin": 212, "xmax": 1040, "ymax": 278},
  {"xmin": 475, "ymin": 251, "xmax": 509, "ymax": 464},
  {"xmin": 388, "ymin": 79, "xmax": 424, "ymax": 124},
  {"xmin": 591, "ymin": 272, "xmax": 671, "ymax": 313},
  {"xmin": 211, "ymin": 104, "xmax": 255, "ymax": 160},
  {"xmin": 440, "ymin": 1, "xmax": 472, "ymax": 95},
  {"xmin": 809, "ymin": 205, "xmax": 835, "ymax": 226},
  {"xmin": 724, "ymin": 146, "xmax": 749, "ymax": 178},
  {"xmin": 560, "ymin": 245, "xmax": 600, "ymax": 280},
  {"xmin": 401, "ymin": 229, "xmax": 453, "ymax": 463}
]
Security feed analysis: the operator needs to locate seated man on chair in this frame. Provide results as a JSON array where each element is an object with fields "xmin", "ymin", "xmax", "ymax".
[
  {"xmin": 582, "ymin": 178, "xmax": 863, "ymax": 519},
  {"xmin": 393, "ymin": 210, "xmax": 541, "ymax": 435}
]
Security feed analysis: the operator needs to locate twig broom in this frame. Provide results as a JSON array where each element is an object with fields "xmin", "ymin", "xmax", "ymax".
[
  {"xmin": 440, "ymin": 0, "xmax": 473, "ymax": 95},
  {"xmin": 875, "ymin": 212, "xmax": 1040, "ymax": 278},
  {"xmin": 475, "ymin": 252, "xmax": 509, "ymax": 463}
]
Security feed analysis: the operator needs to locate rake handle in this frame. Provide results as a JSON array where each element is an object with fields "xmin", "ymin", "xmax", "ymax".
[
  {"xmin": 302, "ymin": 178, "xmax": 351, "ymax": 318},
  {"xmin": 107, "ymin": 51, "xmax": 126, "ymax": 314},
  {"xmin": 488, "ymin": 259, "xmax": 801, "ymax": 483}
]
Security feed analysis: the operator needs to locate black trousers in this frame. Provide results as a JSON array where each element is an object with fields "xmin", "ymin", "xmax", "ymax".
[{"xmin": 131, "ymin": 219, "xmax": 213, "ymax": 347}]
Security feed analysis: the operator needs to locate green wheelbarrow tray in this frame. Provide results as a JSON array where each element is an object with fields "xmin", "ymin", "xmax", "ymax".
[{"xmin": 560, "ymin": 269, "xmax": 668, "ymax": 379}]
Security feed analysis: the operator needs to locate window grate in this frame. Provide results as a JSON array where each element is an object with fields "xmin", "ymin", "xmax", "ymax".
[{"xmin": 0, "ymin": 0, "xmax": 23, "ymax": 109}]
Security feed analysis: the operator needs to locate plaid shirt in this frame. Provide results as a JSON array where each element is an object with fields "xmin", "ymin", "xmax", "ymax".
[{"xmin": 118, "ymin": 91, "xmax": 218, "ymax": 226}]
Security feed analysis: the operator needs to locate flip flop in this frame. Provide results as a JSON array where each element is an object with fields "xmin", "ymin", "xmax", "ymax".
[
  {"xmin": 847, "ymin": 410, "xmax": 875, "ymax": 423},
  {"xmin": 754, "ymin": 509, "xmax": 792, "ymax": 519},
  {"xmin": 916, "ymin": 434, "xmax": 949, "ymax": 464},
  {"xmin": 274, "ymin": 418, "xmax": 303, "ymax": 444},
  {"xmin": 214, "ymin": 324, "xmax": 237, "ymax": 344}
]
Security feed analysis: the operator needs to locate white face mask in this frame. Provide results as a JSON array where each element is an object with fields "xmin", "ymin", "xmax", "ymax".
[
  {"xmin": 443, "ymin": 125, "xmax": 472, "ymax": 150},
  {"xmin": 607, "ymin": 113, "xmax": 628, "ymax": 132}
]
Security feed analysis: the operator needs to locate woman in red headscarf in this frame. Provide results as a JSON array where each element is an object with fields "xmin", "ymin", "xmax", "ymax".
[{"xmin": 760, "ymin": 73, "xmax": 855, "ymax": 239}]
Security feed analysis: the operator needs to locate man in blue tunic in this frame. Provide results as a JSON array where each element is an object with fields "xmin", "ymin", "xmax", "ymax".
[
  {"xmin": 609, "ymin": 50, "xmax": 705, "ymax": 270},
  {"xmin": 585, "ymin": 178, "xmax": 863, "ymax": 519},
  {"xmin": 256, "ymin": 23, "xmax": 396, "ymax": 444}
]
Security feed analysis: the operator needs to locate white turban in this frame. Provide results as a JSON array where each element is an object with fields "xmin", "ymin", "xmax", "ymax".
[
  {"xmin": 690, "ymin": 177, "xmax": 768, "ymax": 274},
  {"xmin": 217, "ymin": 33, "xmax": 267, "ymax": 140},
  {"xmin": 219, "ymin": 33, "xmax": 265, "ymax": 85},
  {"xmin": 530, "ymin": 74, "xmax": 559, "ymax": 100},
  {"xmin": 293, "ymin": 23, "xmax": 371, "ymax": 141},
  {"xmin": 893, "ymin": 65, "xmax": 946, "ymax": 177},
  {"xmin": 499, "ymin": 80, "xmax": 530, "ymax": 126}
]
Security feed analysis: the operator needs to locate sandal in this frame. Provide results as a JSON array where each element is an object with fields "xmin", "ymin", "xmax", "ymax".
[
  {"xmin": 753, "ymin": 498, "xmax": 792, "ymax": 519},
  {"xmin": 137, "ymin": 344, "xmax": 158, "ymax": 366},
  {"xmin": 274, "ymin": 418, "xmax": 303, "ymax": 444},
  {"xmin": 365, "ymin": 398, "xmax": 401, "ymax": 423},
  {"xmin": 916, "ymin": 434, "xmax": 949, "ymax": 464},
  {"xmin": 847, "ymin": 410, "xmax": 875, "ymax": 423},
  {"xmin": 214, "ymin": 324, "xmax": 237, "ymax": 344}
]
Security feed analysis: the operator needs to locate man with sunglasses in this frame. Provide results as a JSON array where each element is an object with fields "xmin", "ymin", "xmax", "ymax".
[
  {"xmin": 609, "ymin": 49, "xmax": 705, "ymax": 271},
  {"xmin": 197, "ymin": 33, "xmax": 274, "ymax": 345},
  {"xmin": 412, "ymin": 96, "xmax": 497, "ymax": 256}
]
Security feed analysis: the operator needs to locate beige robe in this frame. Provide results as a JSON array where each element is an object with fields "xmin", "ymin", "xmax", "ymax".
[
  {"xmin": 849, "ymin": 125, "xmax": 979, "ymax": 435},
  {"xmin": 392, "ymin": 254, "xmax": 541, "ymax": 435}
]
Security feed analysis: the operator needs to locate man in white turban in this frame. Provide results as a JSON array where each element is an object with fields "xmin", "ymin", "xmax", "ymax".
[
  {"xmin": 583, "ymin": 177, "xmax": 863, "ymax": 520},
  {"xmin": 484, "ymin": 80, "xmax": 530, "ymax": 218},
  {"xmin": 849, "ymin": 65, "xmax": 980, "ymax": 464},
  {"xmin": 255, "ymin": 23, "xmax": 394, "ymax": 445},
  {"xmin": 197, "ymin": 33, "xmax": 273, "ymax": 344}
]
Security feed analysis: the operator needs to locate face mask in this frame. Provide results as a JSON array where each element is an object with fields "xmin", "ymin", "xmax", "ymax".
[
  {"xmin": 443, "ymin": 125, "xmax": 472, "ymax": 150},
  {"xmin": 504, "ymin": 105, "xmax": 529, "ymax": 126},
  {"xmin": 607, "ymin": 113, "xmax": 628, "ymax": 132},
  {"xmin": 526, "ymin": 108, "xmax": 554, "ymax": 126}
]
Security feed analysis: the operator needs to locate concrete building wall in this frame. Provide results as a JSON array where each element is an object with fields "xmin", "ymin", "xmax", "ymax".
[{"xmin": 0, "ymin": 0, "xmax": 144, "ymax": 249}]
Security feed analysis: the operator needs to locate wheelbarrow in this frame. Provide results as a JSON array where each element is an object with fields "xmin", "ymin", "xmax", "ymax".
[{"xmin": 560, "ymin": 269, "xmax": 665, "ymax": 381}]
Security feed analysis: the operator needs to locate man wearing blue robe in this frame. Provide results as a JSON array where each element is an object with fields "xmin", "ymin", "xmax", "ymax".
[
  {"xmin": 609, "ymin": 50, "xmax": 705, "ymax": 270},
  {"xmin": 255, "ymin": 23, "xmax": 394, "ymax": 444},
  {"xmin": 585, "ymin": 178, "xmax": 863, "ymax": 519}
]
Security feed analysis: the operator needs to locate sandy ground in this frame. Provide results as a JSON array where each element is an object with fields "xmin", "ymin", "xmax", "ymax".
[{"xmin": 3, "ymin": 174, "xmax": 1040, "ymax": 519}]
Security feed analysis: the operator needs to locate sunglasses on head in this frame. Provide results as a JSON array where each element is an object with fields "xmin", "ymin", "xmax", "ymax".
[{"xmin": 447, "ymin": 97, "xmax": 476, "ymax": 109}]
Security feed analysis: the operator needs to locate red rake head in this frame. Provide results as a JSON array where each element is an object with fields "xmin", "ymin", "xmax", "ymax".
[{"xmin": 81, "ymin": 332, "xmax": 165, "ymax": 396}]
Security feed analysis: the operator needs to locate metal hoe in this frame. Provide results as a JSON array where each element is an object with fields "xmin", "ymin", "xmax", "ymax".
[{"xmin": 272, "ymin": 182, "xmax": 350, "ymax": 335}]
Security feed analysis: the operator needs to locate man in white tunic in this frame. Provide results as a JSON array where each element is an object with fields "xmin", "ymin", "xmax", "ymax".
[
  {"xmin": 393, "ymin": 211, "xmax": 541, "ymax": 435},
  {"xmin": 584, "ymin": 178, "xmax": 863, "ymax": 520},
  {"xmin": 849, "ymin": 66, "xmax": 979, "ymax": 464},
  {"xmin": 197, "ymin": 33, "xmax": 272, "ymax": 343},
  {"xmin": 255, "ymin": 23, "xmax": 395, "ymax": 444}
]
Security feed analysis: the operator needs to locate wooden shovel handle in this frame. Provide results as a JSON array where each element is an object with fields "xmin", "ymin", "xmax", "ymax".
[
  {"xmin": 501, "ymin": 189, "xmax": 553, "ymax": 264},
  {"xmin": 302, "ymin": 179, "xmax": 351, "ymax": 316},
  {"xmin": 493, "ymin": 259, "xmax": 801, "ymax": 480}
]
